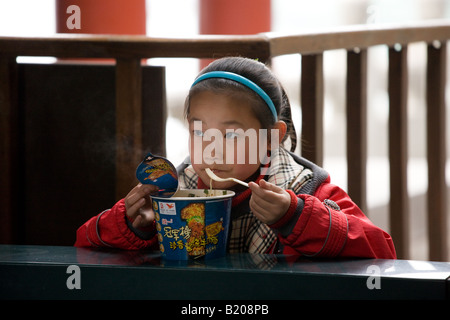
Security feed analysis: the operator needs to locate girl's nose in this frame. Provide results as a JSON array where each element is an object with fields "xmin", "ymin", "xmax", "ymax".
[{"xmin": 203, "ymin": 146, "xmax": 224, "ymax": 165}]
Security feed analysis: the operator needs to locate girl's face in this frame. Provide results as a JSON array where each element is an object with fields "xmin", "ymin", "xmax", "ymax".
[{"xmin": 187, "ymin": 91, "xmax": 265, "ymax": 189}]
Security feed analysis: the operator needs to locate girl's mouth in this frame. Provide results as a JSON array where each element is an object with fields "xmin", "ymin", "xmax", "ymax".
[{"xmin": 205, "ymin": 168, "xmax": 228, "ymax": 180}]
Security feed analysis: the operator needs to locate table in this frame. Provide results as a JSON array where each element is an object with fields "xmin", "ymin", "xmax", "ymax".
[{"xmin": 0, "ymin": 244, "xmax": 449, "ymax": 300}]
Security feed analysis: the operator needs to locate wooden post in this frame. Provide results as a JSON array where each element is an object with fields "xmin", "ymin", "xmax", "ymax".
[
  {"xmin": 388, "ymin": 45, "xmax": 409, "ymax": 259},
  {"xmin": 0, "ymin": 57, "xmax": 19, "ymax": 243},
  {"xmin": 346, "ymin": 49, "xmax": 368, "ymax": 213},
  {"xmin": 200, "ymin": 0, "xmax": 270, "ymax": 35},
  {"xmin": 426, "ymin": 42, "xmax": 448, "ymax": 261},
  {"xmin": 301, "ymin": 54, "xmax": 324, "ymax": 166},
  {"xmin": 115, "ymin": 58, "xmax": 143, "ymax": 200},
  {"xmin": 199, "ymin": 0, "xmax": 271, "ymax": 67},
  {"xmin": 56, "ymin": 0, "xmax": 147, "ymax": 201}
]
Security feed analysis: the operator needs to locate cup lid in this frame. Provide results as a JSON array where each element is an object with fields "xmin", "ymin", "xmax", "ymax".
[{"xmin": 136, "ymin": 153, "xmax": 178, "ymax": 197}]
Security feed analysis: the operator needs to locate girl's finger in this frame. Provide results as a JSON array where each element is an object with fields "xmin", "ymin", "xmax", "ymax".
[
  {"xmin": 250, "ymin": 183, "xmax": 283, "ymax": 208},
  {"xmin": 249, "ymin": 189, "xmax": 270, "ymax": 208},
  {"xmin": 249, "ymin": 180, "xmax": 282, "ymax": 199},
  {"xmin": 131, "ymin": 196, "xmax": 155, "ymax": 228},
  {"xmin": 125, "ymin": 184, "xmax": 144, "ymax": 206},
  {"xmin": 137, "ymin": 206, "xmax": 155, "ymax": 225},
  {"xmin": 258, "ymin": 179, "xmax": 285, "ymax": 193},
  {"xmin": 125, "ymin": 184, "xmax": 158, "ymax": 208},
  {"xmin": 249, "ymin": 196, "xmax": 268, "ymax": 219},
  {"xmin": 126, "ymin": 197, "xmax": 146, "ymax": 219}
]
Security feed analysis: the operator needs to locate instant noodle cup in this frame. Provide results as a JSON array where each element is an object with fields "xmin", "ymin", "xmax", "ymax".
[{"xmin": 151, "ymin": 189, "xmax": 235, "ymax": 260}]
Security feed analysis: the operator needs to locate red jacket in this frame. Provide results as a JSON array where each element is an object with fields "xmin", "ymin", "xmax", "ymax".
[{"xmin": 75, "ymin": 149, "xmax": 396, "ymax": 259}]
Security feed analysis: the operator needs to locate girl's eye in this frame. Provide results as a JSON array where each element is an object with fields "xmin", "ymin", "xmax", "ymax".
[
  {"xmin": 192, "ymin": 130, "xmax": 204, "ymax": 137},
  {"xmin": 225, "ymin": 131, "xmax": 239, "ymax": 139}
]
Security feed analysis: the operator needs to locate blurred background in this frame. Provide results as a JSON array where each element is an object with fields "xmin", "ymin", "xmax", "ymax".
[{"xmin": 1, "ymin": 0, "xmax": 450, "ymax": 259}]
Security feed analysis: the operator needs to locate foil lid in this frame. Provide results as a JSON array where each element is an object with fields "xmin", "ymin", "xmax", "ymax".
[{"xmin": 136, "ymin": 153, "xmax": 178, "ymax": 197}]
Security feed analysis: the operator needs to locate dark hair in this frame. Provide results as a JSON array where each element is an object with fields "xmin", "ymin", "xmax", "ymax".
[{"xmin": 185, "ymin": 57, "xmax": 297, "ymax": 152}]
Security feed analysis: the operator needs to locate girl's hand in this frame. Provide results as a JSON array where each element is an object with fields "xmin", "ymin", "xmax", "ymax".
[
  {"xmin": 249, "ymin": 180, "xmax": 291, "ymax": 225},
  {"xmin": 124, "ymin": 183, "xmax": 159, "ymax": 229}
]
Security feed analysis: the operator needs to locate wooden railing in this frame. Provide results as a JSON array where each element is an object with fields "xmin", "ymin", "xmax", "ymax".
[{"xmin": 1, "ymin": 19, "xmax": 449, "ymax": 260}]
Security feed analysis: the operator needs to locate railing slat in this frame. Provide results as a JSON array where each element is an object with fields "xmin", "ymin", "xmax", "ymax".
[
  {"xmin": 301, "ymin": 54, "xmax": 324, "ymax": 166},
  {"xmin": 388, "ymin": 46, "xmax": 410, "ymax": 259},
  {"xmin": 346, "ymin": 49, "xmax": 368, "ymax": 213},
  {"xmin": 115, "ymin": 58, "xmax": 143, "ymax": 200},
  {"xmin": 426, "ymin": 42, "xmax": 448, "ymax": 262},
  {"xmin": 0, "ymin": 57, "xmax": 19, "ymax": 244}
]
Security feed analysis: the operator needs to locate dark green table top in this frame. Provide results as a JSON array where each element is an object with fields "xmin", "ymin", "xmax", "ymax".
[{"xmin": 1, "ymin": 244, "xmax": 449, "ymax": 300}]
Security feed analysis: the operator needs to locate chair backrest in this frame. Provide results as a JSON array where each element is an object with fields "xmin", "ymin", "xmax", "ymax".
[{"xmin": 7, "ymin": 63, "xmax": 165, "ymax": 245}]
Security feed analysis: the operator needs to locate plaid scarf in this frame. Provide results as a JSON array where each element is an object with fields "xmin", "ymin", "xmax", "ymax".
[{"xmin": 178, "ymin": 147, "xmax": 313, "ymax": 254}]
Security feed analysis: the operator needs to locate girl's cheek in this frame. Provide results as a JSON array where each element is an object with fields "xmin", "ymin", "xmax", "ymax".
[
  {"xmin": 223, "ymin": 139, "xmax": 237, "ymax": 165},
  {"xmin": 223, "ymin": 137, "xmax": 263, "ymax": 166},
  {"xmin": 189, "ymin": 134, "xmax": 205, "ymax": 165}
]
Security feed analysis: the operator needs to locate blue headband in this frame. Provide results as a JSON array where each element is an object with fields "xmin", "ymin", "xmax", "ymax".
[{"xmin": 191, "ymin": 71, "xmax": 278, "ymax": 121}]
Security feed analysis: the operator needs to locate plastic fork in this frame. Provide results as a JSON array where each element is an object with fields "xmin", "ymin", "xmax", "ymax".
[{"xmin": 205, "ymin": 168, "xmax": 249, "ymax": 187}]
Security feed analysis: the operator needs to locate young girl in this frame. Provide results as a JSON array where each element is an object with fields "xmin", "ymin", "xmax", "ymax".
[{"xmin": 75, "ymin": 57, "xmax": 396, "ymax": 259}]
